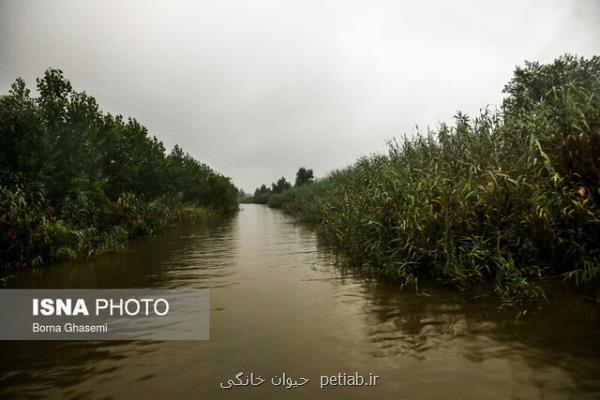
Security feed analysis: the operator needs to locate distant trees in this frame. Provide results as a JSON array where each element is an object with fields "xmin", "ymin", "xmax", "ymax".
[
  {"xmin": 248, "ymin": 168, "xmax": 314, "ymax": 206},
  {"xmin": 295, "ymin": 167, "xmax": 314, "ymax": 186},
  {"xmin": 238, "ymin": 188, "xmax": 252, "ymax": 203},
  {"xmin": 0, "ymin": 68, "xmax": 239, "ymax": 268},
  {"xmin": 252, "ymin": 184, "xmax": 271, "ymax": 204},
  {"xmin": 272, "ymin": 177, "xmax": 292, "ymax": 193}
]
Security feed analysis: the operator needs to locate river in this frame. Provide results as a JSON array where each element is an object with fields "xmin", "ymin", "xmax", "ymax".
[{"xmin": 1, "ymin": 204, "xmax": 600, "ymax": 399}]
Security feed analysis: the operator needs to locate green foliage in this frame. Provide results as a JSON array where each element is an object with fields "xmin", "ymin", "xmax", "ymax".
[
  {"xmin": 249, "ymin": 169, "xmax": 312, "ymax": 206},
  {"xmin": 238, "ymin": 188, "xmax": 253, "ymax": 203},
  {"xmin": 271, "ymin": 177, "xmax": 292, "ymax": 193},
  {"xmin": 0, "ymin": 68, "xmax": 238, "ymax": 268},
  {"xmin": 252, "ymin": 184, "xmax": 272, "ymax": 204},
  {"xmin": 267, "ymin": 192, "xmax": 285, "ymax": 208},
  {"xmin": 295, "ymin": 167, "xmax": 314, "ymax": 186},
  {"xmin": 503, "ymin": 54, "xmax": 600, "ymax": 114},
  {"xmin": 274, "ymin": 55, "xmax": 600, "ymax": 307}
]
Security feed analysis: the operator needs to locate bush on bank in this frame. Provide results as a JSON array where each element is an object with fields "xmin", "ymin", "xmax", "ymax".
[
  {"xmin": 0, "ymin": 69, "xmax": 238, "ymax": 269},
  {"xmin": 275, "ymin": 55, "xmax": 600, "ymax": 306}
]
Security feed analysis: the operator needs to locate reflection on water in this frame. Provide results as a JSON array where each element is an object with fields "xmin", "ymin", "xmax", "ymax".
[{"xmin": 1, "ymin": 204, "xmax": 600, "ymax": 399}]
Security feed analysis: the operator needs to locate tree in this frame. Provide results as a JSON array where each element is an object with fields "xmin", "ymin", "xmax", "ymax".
[
  {"xmin": 252, "ymin": 184, "xmax": 271, "ymax": 204},
  {"xmin": 295, "ymin": 167, "xmax": 314, "ymax": 186},
  {"xmin": 502, "ymin": 54, "xmax": 600, "ymax": 114},
  {"xmin": 0, "ymin": 68, "xmax": 240, "ymax": 268},
  {"xmin": 272, "ymin": 177, "xmax": 291, "ymax": 193}
]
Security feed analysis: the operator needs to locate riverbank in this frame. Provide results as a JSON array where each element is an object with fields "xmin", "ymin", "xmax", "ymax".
[
  {"xmin": 0, "ymin": 69, "xmax": 239, "ymax": 269},
  {"xmin": 0, "ymin": 186, "xmax": 230, "ymax": 269},
  {"xmin": 267, "ymin": 55, "xmax": 600, "ymax": 307}
]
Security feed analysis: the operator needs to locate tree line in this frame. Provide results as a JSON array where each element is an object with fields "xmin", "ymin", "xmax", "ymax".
[
  {"xmin": 245, "ymin": 167, "xmax": 314, "ymax": 207},
  {"xmin": 0, "ymin": 69, "xmax": 238, "ymax": 268}
]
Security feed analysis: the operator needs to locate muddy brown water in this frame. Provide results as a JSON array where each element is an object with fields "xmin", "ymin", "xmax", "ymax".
[{"xmin": 1, "ymin": 204, "xmax": 600, "ymax": 399}]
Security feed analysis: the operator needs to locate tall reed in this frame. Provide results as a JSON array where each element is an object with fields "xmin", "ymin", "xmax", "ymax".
[{"xmin": 276, "ymin": 55, "xmax": 600, "ymax": 307}]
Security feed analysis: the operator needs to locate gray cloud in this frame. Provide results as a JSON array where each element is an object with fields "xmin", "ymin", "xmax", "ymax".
[{"xmin": 1, "ymin": 0, "xmax": 599, "ymax": 191}]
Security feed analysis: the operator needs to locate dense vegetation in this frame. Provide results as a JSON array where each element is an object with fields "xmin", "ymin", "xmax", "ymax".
[
  {"xmin": 247, "ymin": 167, "xmax": 314, "ymax": 206},
  {"xmin": 270, "ymin": 55, "xmax": 600, "ymax": 307},
  {"xmin": 0, "ymin": 69, "xmax": 238, "ymax": 268}
]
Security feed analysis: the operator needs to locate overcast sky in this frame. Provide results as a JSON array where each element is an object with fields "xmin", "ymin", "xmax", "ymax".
[{"xmin": 1, "ymin": 1, "xmax": 599, "ymax": 191}]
